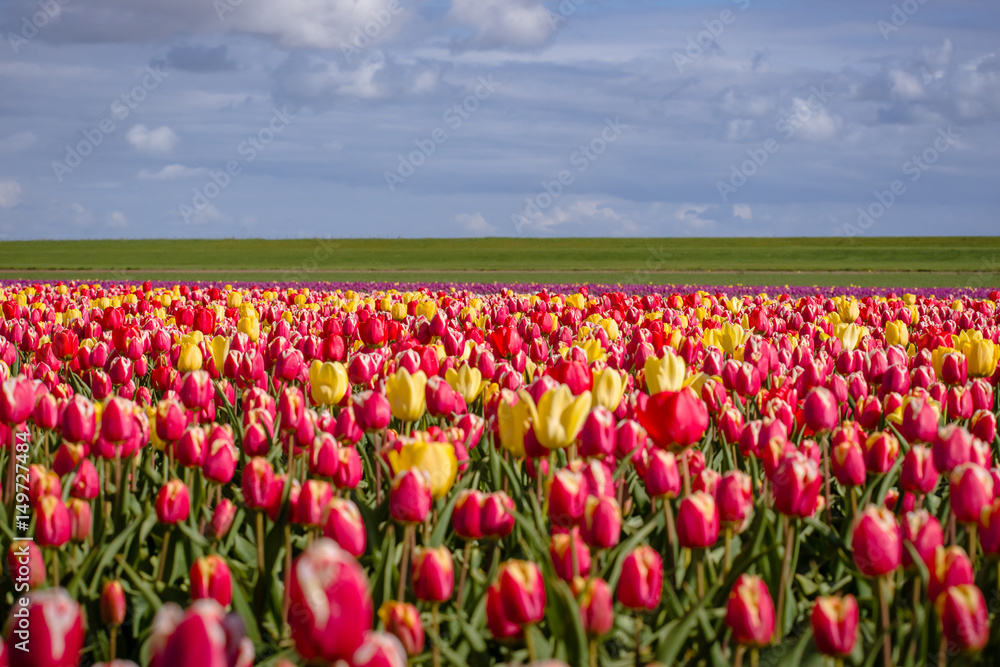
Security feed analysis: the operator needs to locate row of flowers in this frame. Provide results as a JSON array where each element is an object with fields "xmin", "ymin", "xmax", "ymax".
[{"xmin": 0, "ymin": 281, "xmax": 999, "ymax": 667}]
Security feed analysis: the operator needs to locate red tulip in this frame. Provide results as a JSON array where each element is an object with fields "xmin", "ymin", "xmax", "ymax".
[
  {"xmin": 643, "ymin": 448, "xmax": 681, "ymax": 499},
  {"xmin": 927, "ymin": 546, "xmax": 974, "ymax": 604},
  {"xmin": 637, "ymin": 387, "xmax": 709, "ymax": 450},
  {"xmin": 288, "ymin": 539, "xmax": 372, "ymax": 662},
  {"xmin": 179, "ymin": 370, "xmax": 213, "ymax": 411},
  {"xmin": 389, "ymin": 469, "xmax": 432, "ymax": 525},
  {"xmin": 149, "ymin": 600, "xmax": 253, "ymax": 667},
  {"xmin": 576, "ymin": 577, "xmax": 613, "ymax": 636},
  {"xmin": 101, "ymin": 396, "xmax": 135, "ymax": 443},
  {"xmin": 971, "ymin": 409, "xmax": 996, "ymax": 445},
  {"xmin": 296, "ymin": 480, "xmax": 333, "ymax": 527},
  {"xmin": 0, "ymin": 377, "xmax": 34, "ymax": 425},
  {"xmin": 772, "ymin": 452, "xmax": 822, "ymax": 518},
  {"xmin": 3, "ymin": 589, "xmax": 84, "ymax": 667},
  {"xmin": 581, "ymin": 495, "xmax": 622, "ymax": 549},
  {"xmin": 175, "ymin": 425, "xmax": 207, "ymax": 468},
  {"xmin": 100, "ymin": 580, "xmax": 126, "ymax": 626},
  {"xmin": 378, "ymin": 601, "xmax": 424, "ymax": 656},
  {"xmin": 242, "ymin": 457, "xmax": 275, "ymax": 509},
  {"xmin": 155, "ymin": 479, "xmax": 191, "ymax": 524},
  {"xmin": 979, "ymin": 498, "xmax": 1000, "ymax": 556},
  {"xmin": 209, "ymin": 499, "xmax": 237, "ymax": 539},
  {"xmin": 67, "ymin": 498, "xmax": 92, "ymax": 543},
  {"xmin": 803, "ymin": 387, "xmax": 838, "ymax": 433},
  {"xmin": 315, "ymin": 498, "xmax": 363, "ymax": 558},
  {"xmin": 35, "ymin": 495, "xmax": 70, "ymax": 547},
  {"xmin": 354, "ymin": 391, "xmax": 392, "ymax": 432},
  {"xmin": 155, "ymin": 399, "xmax": 186, "ymax": 443},
  {"xmin": 579, "ymin": 406, "xmax": 616, "ymax": 459},
  {"xmin": 411, "ymin": 546, "xmax": 454, "ymax": 602},
  {"xmin": 725, "ymin": 574, "xmax": 775, "ymax": 647},
  {"xmin": 617, "ymin": 546, "xmax": 663, "ymax": 610},
  {"xmin": 7, "ymin": 541, "xmax": 45, "ymax": 590},
  {"xmin": 190, "ymin": 554, "xmax": 232, "ymax": 607},
  {"xmin": 498, "ymin": 560, "xmax": 546, "ymax": 625},
  {"xmin": 950, "ymin": 463, "xmax": 994, "ymax": 524},
  {"xmin": 936, "ymin": 585, "xmax": 989, "ymax": 653},
  {"xmin": 716, "ymin": 470, "xmax": 753, "ymax": 532},
  {"xmin": 831, "ymin": 437, "xmax": 866, "ymax": 487},
  {"xmin": 452, "ymin": 490, "xmax": 486, "ymax": 541},
  {"xmin": 351, "ymin": 632, "xmax": 407, "ymax": 667},
  {"xmin": 901, "ymin": 510, "xmax": 943, "ymax": 569},
  {"xmin": 900, "ymin": 444, "xmax": 938, "ymax": 495},
  {"xmin": 677, "ymin": 491, "xmax": 720, "ymax": 548},
  {"xmin": 864, "ymin": 431, "xmax": 899, "ymax": 475},
  {"xmin": 550, "ymin": 529, "xmax": 591, "ymax": 581},
  {"xmin": 548, "ymin": 467, "xmax": 586, "ymax": 528},
  {"xmin": 811, "ymin": 595, "xmax": 859, "ymax": 657},
  {"xmin": 61, "ymin": 395, "xmax": 96, "ymax": 444},
  {"xmin": 481, "ymin": 492, "xmax": 515, "ymax": 539},
  {"xmin": 851, "ymin": 506, "xmax": 901, "ymax": 576},
  {"xmin": 486, "ymin": 580, "xmax": 522, "ymax": 641}
]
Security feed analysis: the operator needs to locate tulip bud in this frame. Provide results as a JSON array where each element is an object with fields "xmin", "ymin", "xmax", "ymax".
[
  {"xmin": 67, "ymin": 498, "xmax": 92, "ymax": 543},
  {"xmin": 577, "ymin": 577, "xmax": 613, "ymax": 637},
  {"xmin": 175, "ymin": 425, "xmax": 207, "ymax": 468},
  {"xmin": 354, "ymin": 391, "xmax": 392, "ymax": 432},
  {"xmin": 716, "ymin": 470, "xmax": 754, "ymax": 532},
  {"xmin": 498, "ymin": 560, "xmax": 547, "ymax": 625},
  {"xmin": 949, "ymin": 463, "xmax": 994, "ymax": 524},
  {"xmin": 481, "ymin": 492, "xmax": 515, "ymax": 539},
  {"xmin": 637, "ymin": 387, "xmax": 709, "ymax": 450},
  {"xmin": 411, "ymin": 546, "xmax": 454, "ymax": 602},
  {"xmin": 187, "ymin": 556, "xmax": 233, "ymax": 615},
  {"xmin": 901, "ymin": 510, "xmax": 943, "ymax": 569},
  {"xmin": 389, "ymin": 469, "xmax": 432, "ymax": 525},
  {"xmin": 677, "ymin": 491, "xmax": 720, "ymax": 548},
  {"xmin": 209, "ymin": 499, "xmax": 237, "ymax": 539},
  {"xmin": 803, "ymin": 387, "xmax": 838, "ymax": 433},
  {"xmin": 933, "ymin": 424, "xmax": 975, "ymax": 473},
  {"xmin": 979, "ymin": 498, "xmax": 1000, "ymax": 557},
  {"xmin": 61, "ymin": 395, "xmax": 96, "ymax": 444},
  {"xmin": 936, "ymin": 585, "xmax": 989, "ymax": 653},
  {"xmin": 616, "ymin": 546, "xmax": 663, "ymax": 610},
  {"xmin": 643, "ymin": 448, "xmax": 681, "ymax": 499},
  {"xmin": 864, "ymin": 431, "xmax": 899, "ymax": 475},
  {"xmin": 203, "ymin": 424, "xmax": 237, "ymax": 484},
  {"xmin": 927, "ymin": 546, "xmax": 974, "ymax": 604},
  {"xmin": 971, "ymin": 409, "xmax": 997, "ymax": 446},
  {"xmin": 288, "ymin": 539, "xmax": 372, "ymax": 662},
  {"xmin": 811, "ymin": 595, "xmax": 859, "ymax": 657},
  {"xmin": 548, "ymin": 467, "xmax": 587, "ymax": 529},
  {"xmin": 851, "ymin": 506, "xmax": 901, "ymax": 576},
  {"xmin": 101, "ymin": 396, "xmax": 135, "ymax": 443},
  {"xmin": 100, "ymin": 580, "xmax": 126, "ymax": 627},
  {"xmin": 179, "ymin": 370, "xmax": 213, "ymax": 411},
  {"xmin": 581, "ymin": 494, "xmax": 622, "ymax": 550},
  {"xmin": 899, "ymin": 444, "xmax": 938, "ymax": 496},
  {"xmin": 550, "ymin": 530, "xmax": 591, "ymax": 581},
  {"xmin": 296, "ymin": 480, "xmax": 333, "ymax": 527},
  {"xmin": 155, "ymin": 479, "xmax": 191, "ymax": 525},
  {"xmin": 378, "ymin": 601, "xmax": 424, "ymax": 656},
  {"xmin": 242, "ymin": 457, "xmax": 275, "ymax": 509},
  {"xmin": 35, "ymin": 495, "xmax": 71, "ymax": 547},
  {"xmin": 7, "ymin": 541, "xmax": 46, "ymax": 589},
  {"xmin": 452, "ymin": 490, "xmax": 486, "ymax": 541},
  {"xmin": 324, "ymin": 498, "xmax": 367, "ymax": 558},
  {"xmin": 831, "ymin": 438, "xmax": 867, "ymax": 488},
  {"xmin": 725, "ymin": 574, "xmax": 775, "ymax": 647},
  {"xmin": 578, "ymin": 406, "xmax": 616, "ymax": 459},
  {"xmin": 772, "ymin": 453, "xmax": 822, "ymax": 518}
]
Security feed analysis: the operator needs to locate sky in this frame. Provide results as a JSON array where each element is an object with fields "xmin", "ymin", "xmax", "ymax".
[{"xmin": 0, "ymin": 0, "xmax": 998, "ymax": 240}]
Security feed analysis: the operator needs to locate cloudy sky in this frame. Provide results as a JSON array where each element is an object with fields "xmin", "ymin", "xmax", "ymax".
[{"xmin": 0, "ymin": 0, "xmax": 997, "ymax": 239}]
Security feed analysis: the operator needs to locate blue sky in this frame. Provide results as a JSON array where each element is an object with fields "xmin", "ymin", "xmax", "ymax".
[{"xmin": 0, "ymin": 0, "xmax": 998, "ymax": 239}]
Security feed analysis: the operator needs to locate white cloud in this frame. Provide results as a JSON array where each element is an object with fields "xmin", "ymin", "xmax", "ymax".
[
  {"xmin": 105, "ymin": 211, "xmax": 128, "ymax": 227},
  {"xmin": 71, "ymin": 203, "xmax": 93, "ymax": 225},
  {"xmin": 448, "ymin": 0, "xmax": 554, "ymax": 49},
  {"xmin": 456, "ymin": 212, "xmax": 496, "ymax": 235},
  {"xmin": 733, "ymin": 204, "xmax": 752, "ymax": 221},
  {"xmin": 0, "ymin": 181, "xmax": 22, "ymax": 209},
  {"xmin": 138, "ymin": 164, "xmax": 209, "ymax": 180},
  {"xmin": 0, "ymin": 132, "xmax": 37, "ymax": 154},
  {"xmin": 126, "ymin": 125, "xmax": 179, "ymax": 154},
  {"xmin": 528, "ymin": 201, "xmax": 637, "ymax": 235},
  {"xmin": 889, "ymin": 70, "xmax": 925, "ymax": 101},
  {"xmin": 674, "ymin": 203, "xmax": 714, "ymax": 230},
  {"xmin": 788, "ymin": 99, "xmax": 841, "ymax": 142}
]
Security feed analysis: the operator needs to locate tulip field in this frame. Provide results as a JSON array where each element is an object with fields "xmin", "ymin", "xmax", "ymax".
[{"xmin": 3, "ymin": 279, "xmax": 1000, "ymax": 667}]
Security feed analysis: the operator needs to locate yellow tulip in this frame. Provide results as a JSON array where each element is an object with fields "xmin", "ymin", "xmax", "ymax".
[
  {"xmin": 445, "ymin": 363, "xmax": 485, "ymax": 404},
  {"xmin": 592, "ymin": 367, "xmax": 624, "ymax": 411},
  {"xmin": 497, "ymin": 390, "xmax": 532, "ymax": 457},
  {"xmin": 720, "ymin": 322, "xmax": 746, "ymax": 356},
  {"xmin": 416, "ymin": 301, "xmax": 437, "ymax": 320},
  {"xmin": 835, "ymin": 323, "xmax": 866, "ymax": 352},
  {"xmin": 386, "ymin": 368, "xmax": 427, "ymax": 422},
  {"xmin": 964, "ymin": 339, "xmax": 1000, "ymax": 378},
  {"xmin": 178, "ymin": 341, "xmax": 203, "ymax": 373},
  {"xmin": 885, "ymin": 321, "xmax": 908, "ymax": 347},
  {"xmin": 391, "ymin": 302, "xmax": 407, "ymax": 321},
  {"xmin": 644, "ymin": 350, "xmax": 686, "ymax": 395},
  {"xmin": 209, "ymin": 335, "xmax": 230, "ymax": 374},
  {"xmin": 388, "ymin": 439, "xmax": 457, "ymax": 499},
  {"xmin": 309, "ymin": 360, "xmax": 349, "ymax": 406},
  {"xmin": 237, "ymin": 315, "xmax": 260, "ymax": 342},
  {"xmin": 226, "ymin": 291, "xmax": 243, "ymax": 308},
  {"xmin": 524, "ymin": 385, "xmax": 592, "ymax": 450},
  {"xmin": 578, "ymin": 339, "xmax": 606, "ymax": 364},
  {"xmin": 837, "ymin": 299, "xmax": 860, "ymax": 323}
]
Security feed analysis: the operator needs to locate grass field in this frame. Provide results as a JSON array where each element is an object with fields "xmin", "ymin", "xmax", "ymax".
[{"xmin": 0, "ymin": 237, "xmax": 997, "ymax": 287}]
